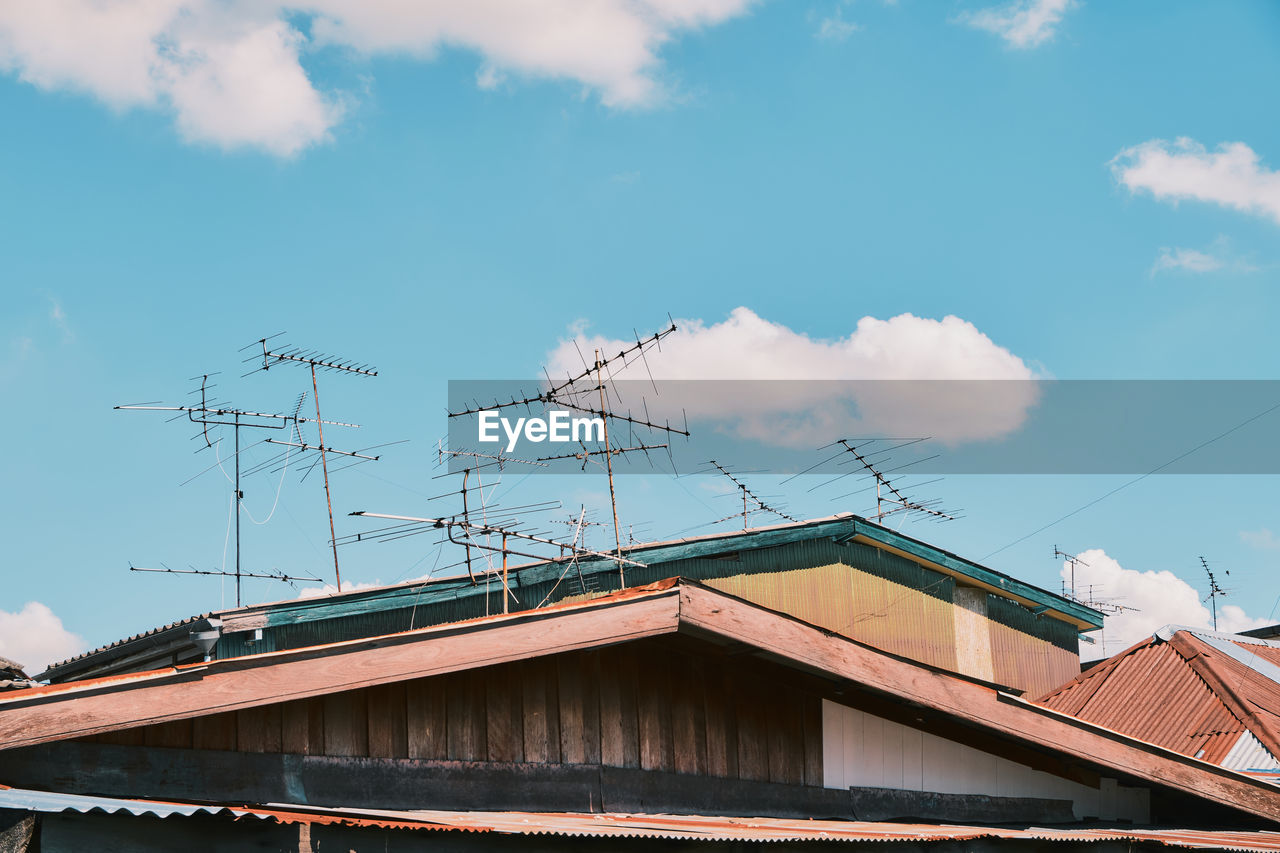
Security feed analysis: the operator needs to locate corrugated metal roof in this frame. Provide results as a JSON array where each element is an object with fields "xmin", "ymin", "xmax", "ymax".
[
  {"xmin": 1039, "ymin": 626, "xmax": 1280, "ymax": 771},
  {"xmin": 44, "ymin": 513, "xmax": 1101, "ymax": 682},
  {"xmin": 3, "ymin": 786, "xmax": 1280, "ymax": 849}
]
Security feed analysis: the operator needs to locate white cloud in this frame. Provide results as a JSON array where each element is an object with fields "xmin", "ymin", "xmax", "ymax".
[
  {"xmin": 961, "ymin": 0, "xmax": 1075, "ymax": 49},
  {"xmin": 0, "ymin": 0, "xmax": 755, "ymax": 156},
  {"xmin": 815, "ymin": 12, "xmax": 860, "ymax": 42},
  {"xmin": 1151, "ymin": 247, "xmax": 1223, "ymax": 275},
  {"xmin": 1065, "ymin": 549, "xmax": 1270, "ymax": 661},
  {"xmin": 1149, "ymin": 237, "xmax": 1258, "ymax": 278},
  {"xmin": 1112, "ymin": 138, "xmax": 1280, "ymax": 226},
  {"xmin": 1241, "ymin": 528, "xmax": 1280, "ymax": 551},
  {"xmin": 545, "ymin": 307, "xmax": 1039, "ymax": 447},
  {"xmin": 296, "ymin": 580, "xmax": 381, "ymax": 599},
  {"xmin": 0, "ymin": 601, "xmax": 85, "ymax": 674}
]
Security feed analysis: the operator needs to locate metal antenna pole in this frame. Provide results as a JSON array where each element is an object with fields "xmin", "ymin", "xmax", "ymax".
[
  {"xmin": 597, "ymin": 349, "xmax": 625, "ymax": 586},
  {"xmin": 234, "ymin": 411, "xmax": 242, "ymax": 606},
  {"xmin": 311, "ymin": 362, "xmax": 342, "ymax": 592}
]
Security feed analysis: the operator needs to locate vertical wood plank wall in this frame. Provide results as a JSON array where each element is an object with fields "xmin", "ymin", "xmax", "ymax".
[{"xmin": 86, "ymin": 642, "xmax": 825, "ymax": 787}]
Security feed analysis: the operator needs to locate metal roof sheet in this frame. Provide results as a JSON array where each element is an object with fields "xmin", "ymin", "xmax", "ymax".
[
  {"xmin": 3, "ymin": 786, "xmax": 1280, "ymax": 849},
  {"xmin": 1039, "ymin": 627, "xmax": 1280, "ymax": 770},
  {"xmin": 43, "ymin": 513, "xmax": 1101, "ymax": 681}
]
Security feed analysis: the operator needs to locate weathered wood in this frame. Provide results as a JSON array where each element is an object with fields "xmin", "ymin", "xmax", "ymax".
[
  {"xmin": 848, "ymin": 786, "xmax": 1076, "ymax": 823},
  {"xmin": 281, "ymin": 698, "xmax": 322, "ymax": 755},
  {"xmin": 191, "ymin": 711, "xmax": 236, "ymax": 751},
  {"xmin": 0, "ymin": 587, "xmax": 681, "ymax": 751},
  {"xmin": 519, "ymin": 661, "xmax": 549, "ymax": 763},
  {"xmin": 323, "ymin": 691, "xmax": 367, "ymax": 757},
  {"xmin": 702, "ymin": 658, "xmax": 731, "ymax": 778},
  {"xmin": 406, "ymin": 677, "xmax": 446, "ymax": 760},
  {"xmin": 614, "ymin": 645, "xmax": 641, "ymax": 769},
  {"xmin": 557, "ymin": 654, "xmax": 586, "ymax": 764},
  {"xmin": 597, "ymin": 649, "xmax": 625, "ymax": 767},
  {"xmin": 446, "ymin": 671, "xmax": 469, "ymax": 761},
  {"xmin": 368, "ymin": 683, "xmax": 407, "ymax": 759},
  {"xmin": 766, "ymin": 697, "xmax": 801, "ymax": 785},
  {"xmin": 735, "ymin": 681, "xmax": 769, "ymax": 783},
  {"xmin": 143, "ymin": 718, "xmax": 192, "ymax": 750},
  {"xmin": 670, "ymin": 653, "xmax": 706, "ymax": 776},
  {"xmin": 580, "ymin": 650, "xmax": 602, "ymax": 766},
  {"xmin": 801, "ymin": 693, "xmax": 823, "ymax": 787},
  {"xmin": 466, "ymin": 669, "xmax": 488, "ymax": 761},
  {"xmin": 636, "ymin": 655, "xmax": 672, "ymax": 772},
  {"xmin": 485, "ymin": 664, "xmax": 521, "ymax": 763},
  {"xmin": 675, "ymin": 583, "xmax": 1280, "ymax": 822}
]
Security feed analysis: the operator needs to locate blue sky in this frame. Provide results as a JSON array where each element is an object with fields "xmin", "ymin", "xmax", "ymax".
[{"xmin": 2, "ymin": 0, "xmax": 1279, "ymax": 669}]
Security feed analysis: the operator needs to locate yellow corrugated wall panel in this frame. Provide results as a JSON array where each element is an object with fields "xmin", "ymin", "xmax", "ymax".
[{"xmin": 706, "ymin": 564, "xmax": 960, "ymax": 673}]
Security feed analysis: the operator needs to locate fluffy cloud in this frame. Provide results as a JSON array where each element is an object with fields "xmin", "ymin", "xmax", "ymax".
[
  {"xmin": 0, "ymin": 601, "xmax": 85, "ymax": 674},
  {"xmin": 961, "ymin": 0, "xmax": 1075, "ymax": 49},
  {"xmin": 0, "ymin": 0, "xmax": 754, "ymax": 156},
  {"xmin": 1065, "ymin": 549, "xmax": 1270, "ymax": 661},
  {"xmin": 545, "ymin": 307, "xmax": 1039, "ymax": 447},
  {"xmin": 1112, "ymin": 138, "xmax": 1280, "ymax": 225}
]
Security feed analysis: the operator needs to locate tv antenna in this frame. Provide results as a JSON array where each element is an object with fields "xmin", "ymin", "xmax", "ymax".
[
  {"xmin": 448, "ymin": 320, "xmax": 689, "ymax": 586},
  {"xmin": 1200, "ymin": 556, "xmax": 1230, "ymax": 631},
  {"xmin": 433, "ymin": 444, "xmax": 548, "ymax": 583},
  {"xmin": 704, "ymin": 460, "xmax": 799, "ymax": 529},
  {"xmin": 116, "ymin": 373, "xmax": 343, "ymax": 605},
  {"xmin": 129, "ymin": 563, "xmax": 323, "ymax": 588},
  {"xmin": 1054, "ymin": 545, "xmax": 1089, "ymax": 602},
  {"xmin": 244, "ymin": 335, "xmax": 379, "ymax": 593},
  {"xmin": 821, "ymin": 439, "xmax": 957, "ymax": 523},
  {"xmin": 346, "ymin": 510, "xmax": 648, "ymax": 614}
]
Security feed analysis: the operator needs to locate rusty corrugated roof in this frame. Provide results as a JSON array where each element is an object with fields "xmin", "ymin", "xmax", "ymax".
[
  {"xmin": 3, "ymin": 785, "xmax": 1280, "ymax": 849},
  {"xmin": 1038, "ymin": 627, "xmax": 1280, "ymax": 770}
]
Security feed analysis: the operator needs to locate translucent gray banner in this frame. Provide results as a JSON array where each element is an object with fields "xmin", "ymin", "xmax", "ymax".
[{"xmin": 445, "ymin": 380, "xmax": 1280, "ymax": 474}]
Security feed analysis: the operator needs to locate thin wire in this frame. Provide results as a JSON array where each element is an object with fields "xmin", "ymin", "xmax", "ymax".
[
  {"xmin": 982, "ymin": 399, "xmax": 1280, "ymax": 561},
  {"xmin": 240, "ymin": 441, "xmax": 292, "ymax": 526},
  {"xmin": 219, "ymin": 492, "xmax": 233, "ymax": 608}
]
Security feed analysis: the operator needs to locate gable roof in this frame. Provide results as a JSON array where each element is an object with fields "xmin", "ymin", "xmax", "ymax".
[
  {"xmin": 3, "ymin": 579, "xmax": 1276, "ymax": 823},
  {"xmin": 1038, "ymin": 627, "xmax": 1280, "ymax": 772},
  {"xmin": 39, "ymin": 514, "xmax": 1102, "ymax": 682}
]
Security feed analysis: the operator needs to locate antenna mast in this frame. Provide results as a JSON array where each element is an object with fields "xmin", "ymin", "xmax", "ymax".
[
  {"xmin": 828, "ymin": 439, "xmax": 958, "ymax": 522},
  {"xmin": 246, "ymin": 337, "xmax": 378, "ymax": 592},
  {"xmin": 1200, "ymin": 556, "xmax": 1229, "ymax": 631},
  {"xmin": 116, "ymin": 373, "xmax": 329, "ymax": 605}
]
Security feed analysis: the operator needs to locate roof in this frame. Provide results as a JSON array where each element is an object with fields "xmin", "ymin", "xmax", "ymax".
[
  {"xmin": 1038, "ymin": 626, "xmax": 1280, "ymax": 771},
  {"xmin": 40, "ymin": 513, "xmax": 1102, "ymax": 681},
  {"xmin": 2, "ymin": 580, "xmax": 1277, "ymax": 822},
  {"xmin": 3, "ymin": 785, "xmax": 1280, "ymax": 849}
]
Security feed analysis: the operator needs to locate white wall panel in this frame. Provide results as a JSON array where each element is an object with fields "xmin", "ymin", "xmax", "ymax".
[{"xmin": 821, "ymin": 700, "xmax": 1149, "ymax": 823}]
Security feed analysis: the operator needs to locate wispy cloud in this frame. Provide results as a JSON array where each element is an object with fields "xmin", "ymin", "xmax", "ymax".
[
  {"xmin": 1112, "ymin": 138, "xmax": 1280, "ymax": 225},
  {"xmin": 961, "ymin": 0, "xmax": 1076, "ymax": 49},
  {"xmin": 48, "ymin": 296, "xmax": 72, "ymax": 342},
  {"xmin": 815, "ymin": 11, "xmax": 861, "ymax": 42},
  {"xmin": 1149, "ymin": 237, "xmax": 1258, "ymax": 278},
  {"xmin": 1241, "ymin": 528, "xmax": 1280, "ymax": 551},
  {"xmin": 1151, "ymin": 247, "xmax": 1222, "ymax": 275},
  {"xmin": 0, "ymin": 1, "xmax": 758, "ymax": 157}
]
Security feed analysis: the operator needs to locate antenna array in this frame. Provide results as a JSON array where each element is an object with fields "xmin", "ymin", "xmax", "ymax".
[
  {"xmin": 1200, "ymin": 556, "xmax": 1231, "ymax": 631},
  {"xmin": 446, "ymin": 320, "xmax": 688, "ymax": 586},
  {"xmin": 702, "ymin": 460, "xmax": 798, "ymax": 529},
  {"xmin": 804, "ymin": 439, "xmax": 959, "ymax": 523},
  {"xmin": 243, "ymin": 335, "xmax": 380, "ymax": 592}
]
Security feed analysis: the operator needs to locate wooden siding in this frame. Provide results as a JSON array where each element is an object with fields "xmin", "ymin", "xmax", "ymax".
[{"xmin": 86, "ymin": 640, "xmax": 825, "ymax": 788}]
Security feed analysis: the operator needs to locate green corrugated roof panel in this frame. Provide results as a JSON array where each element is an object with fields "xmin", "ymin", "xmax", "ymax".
[{"xmin": 212, "ymin": 514, "xmax": 1100, "ymax": 661}]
